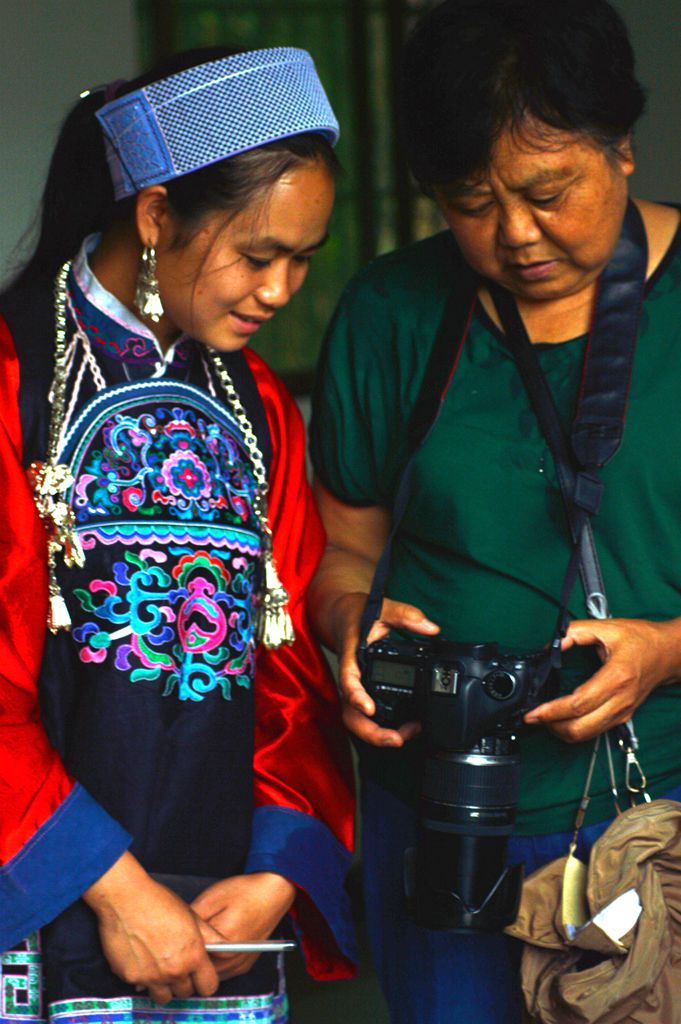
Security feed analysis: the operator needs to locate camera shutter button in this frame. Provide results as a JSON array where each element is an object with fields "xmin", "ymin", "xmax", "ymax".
[{"xmin": 483, "ymin": 669, "xmax": 517, "ymax": 701}]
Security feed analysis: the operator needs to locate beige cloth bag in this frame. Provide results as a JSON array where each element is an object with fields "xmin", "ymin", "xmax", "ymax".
[{"xmin": 506, "ymin": 799, "xmax": 681, "ymax": 1024}]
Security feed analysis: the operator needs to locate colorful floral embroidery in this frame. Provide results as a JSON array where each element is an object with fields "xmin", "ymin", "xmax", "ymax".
[
  {"xmin": 61, "ymin": 380, "xmax": 264, "ymax": 703},
  {"xmin": 73, "ymin": 547, "xmax": 256, "ymax": 701},
  {"xmin": 71, "ymin": 404, "xmax": 253, "ymax": 525}
]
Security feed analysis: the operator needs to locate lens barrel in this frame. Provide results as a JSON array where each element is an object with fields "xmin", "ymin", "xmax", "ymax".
[
  {"xmin": 406, "ymin": 744, "xmax": 524, "ymax": 930},
  {"xmin": 421, "ymin": 746, "xmax": 520, "ymax": 826}
]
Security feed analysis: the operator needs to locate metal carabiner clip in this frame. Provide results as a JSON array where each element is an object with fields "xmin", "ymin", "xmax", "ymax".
[
  {"xmin": 612, "ymin": 721, "xmax": 651, "ymax": 804},
  {"xmin": 619, "ymin": 740, "xmax": 652, "ymax": 805}
]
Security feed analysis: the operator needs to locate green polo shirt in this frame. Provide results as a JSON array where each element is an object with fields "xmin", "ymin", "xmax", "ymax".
[{"xmin": 310, "ymin": 223, "xmax": 681, "ymax": 835}]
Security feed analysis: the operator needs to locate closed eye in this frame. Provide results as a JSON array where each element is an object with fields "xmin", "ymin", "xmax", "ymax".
[
  {"xmin": 529, "ymin": 193, "xmax": 562, "ymax": 208},
  {"xmin": 453, "ymin": 199, "xmax": 495, "ymax": 217},
  {"xmin": 243, "ymin": 254, "xmax": 272, "ymax": 270}
]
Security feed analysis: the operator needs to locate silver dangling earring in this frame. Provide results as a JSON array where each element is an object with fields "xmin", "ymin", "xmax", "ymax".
[{"xmin": 135, "ymin": 245, "xmax": 164, "ymax": 323}]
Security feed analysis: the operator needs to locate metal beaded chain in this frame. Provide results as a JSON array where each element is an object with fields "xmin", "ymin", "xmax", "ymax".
[
  {"xmin": 205, "ymin": 347, "xmax": 270, "ymax": 524},
  {"xmin": 205, "ymin": 347, "xmax": 295, "ymax": 648},
  {"xmin": 48, "ymin": 261, "xmax": 72, "ymax": 458},
  {"xmin": 31, "ymin": 260, "xmax": 86, "ymax": 633}
]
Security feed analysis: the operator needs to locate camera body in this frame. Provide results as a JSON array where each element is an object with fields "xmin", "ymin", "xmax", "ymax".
[
  {"xmin": 360, "ymin": 637, "xmax": 549, "ymax": 750},
  {"xmin": 359, "ymin": 635, "xmax": 558, "ymax": 931}
]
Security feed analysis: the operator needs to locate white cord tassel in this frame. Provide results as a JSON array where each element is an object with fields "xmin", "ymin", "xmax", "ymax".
[
  {"xmin": 48, "ymin": 588, "xmax": 73, "ymax": 633},
  {"xmin": 31, "ymin": 461, "xmax": 86, "ymax": 634},
  {"xmin": 257, "ymin": 543, "xmax": 295, "ymax": 649}
]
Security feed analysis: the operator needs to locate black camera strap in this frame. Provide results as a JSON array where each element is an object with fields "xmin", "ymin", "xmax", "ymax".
[
  {"xmin": 358, "ymin": 202, "xmax": 648, "ymax": 685},
  {"xmin": 488, "ymin": 199, "xmax": 647, "ymax": 652},
  {"xmin": 358, "ymin": 258, "xmax": 479, "ymax": 648}
]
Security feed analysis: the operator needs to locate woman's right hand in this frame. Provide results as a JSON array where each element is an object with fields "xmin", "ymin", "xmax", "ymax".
[
  {"xmin": 83, "ymin": 851, "xmax": 220, "ymax": 1004},
  {"xmin": 334, "ymin": 590, "xmax": 440, "ymax": 747}
]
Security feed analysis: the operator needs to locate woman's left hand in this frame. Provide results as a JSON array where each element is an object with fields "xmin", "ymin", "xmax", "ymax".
[
  {"xmin": 191, "ymin": 872, "xmax": 296, "ymax": 979},
  {"xmin": 523, "ymin": 616, "xmax": 681, "ymax": 743}
]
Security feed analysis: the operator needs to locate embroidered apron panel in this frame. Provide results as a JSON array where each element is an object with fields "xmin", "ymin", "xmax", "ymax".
[{"xmin": 59, "ymin": 380, "xmax": 262, "ymax": 702}]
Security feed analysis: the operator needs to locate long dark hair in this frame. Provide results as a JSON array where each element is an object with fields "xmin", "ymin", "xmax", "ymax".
[
  {"xmin": 400, "ymin": 0, "xmax": 646, "ymax": 186},
  {"xmin": 10, "ymin": 47, "xmax": 339, "ymax": 288}
]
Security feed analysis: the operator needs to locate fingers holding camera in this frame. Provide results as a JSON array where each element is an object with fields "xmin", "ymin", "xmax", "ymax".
[
  {"xmin": 524, "ymin": 616, "xmax": 681, "ymax": 742},
  {"xmin": 335, "ymin": 592, "xmax": 436, "ymax": 745},
  {"xmin": 368, "ymin": 597, "xmax": 440, "ymax": 644},
  {"xmin": 333, "ymin": 591, "xmax": 378, "ymax": 718},
  {"xmin": 341, "ymin": 702, "xmax": 422, "ymax": 746},
  {"xmin": 526, "ymin": 675, "xmax": 635, "ymax": 743}
]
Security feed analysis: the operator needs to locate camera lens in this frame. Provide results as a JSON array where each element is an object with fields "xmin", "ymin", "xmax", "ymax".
[
  {"xmin": 483, "ymin": 669, "xmax": 516, "ymax": 701},
  {"xmin": 421, "ymin": 748, "xmax": 520, "ymax": 823},
  {"xmin": 409, "ymin": 745, "xmax": 523, "ymax": 931}
]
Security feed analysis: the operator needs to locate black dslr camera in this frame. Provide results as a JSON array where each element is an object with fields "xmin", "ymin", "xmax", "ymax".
[{"xmin": 359, "ymin": 636, "xmax": 558, "ymax": 932}]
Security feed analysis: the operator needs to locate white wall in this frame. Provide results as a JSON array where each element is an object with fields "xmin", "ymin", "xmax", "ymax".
[
  {"xmin": 0, "ymin": 0, "xmax": 139, "ymax": 279},
  {"xmin": 613, "ymin": 0, "xmax": 681, "ymax": 204}
]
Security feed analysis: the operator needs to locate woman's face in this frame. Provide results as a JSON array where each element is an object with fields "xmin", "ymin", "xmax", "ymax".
[
  {"xmin": 152, "ymin": 159, "xmax": 335, "ymax": 352},
  {"xmin": 432, "ymin": 122, "xmax": 635, "ymax": 305}
]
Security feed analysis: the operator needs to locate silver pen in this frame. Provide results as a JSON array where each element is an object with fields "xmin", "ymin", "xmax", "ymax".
[{"xmin": 205, "ymin": 940, "xmax": 297, "ymax": 953}]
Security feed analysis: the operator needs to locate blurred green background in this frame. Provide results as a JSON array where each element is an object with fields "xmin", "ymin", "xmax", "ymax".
[{"xmin": 137, "ymin": 0, "xmax": 442, "ymax": 389}]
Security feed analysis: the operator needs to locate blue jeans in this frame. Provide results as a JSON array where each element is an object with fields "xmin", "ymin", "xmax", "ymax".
[{"xmin": 361, "ymin": 777, "xmax": 681, "ymax": 1024}]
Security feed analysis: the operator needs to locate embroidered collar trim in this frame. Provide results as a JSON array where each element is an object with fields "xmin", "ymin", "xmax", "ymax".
[{"xmin": 71, "ymin": 235, "xmax": 189, "ymax": 372}]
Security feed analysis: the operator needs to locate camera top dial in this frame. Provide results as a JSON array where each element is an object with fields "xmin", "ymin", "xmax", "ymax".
[{"xmin": 483, "ymin": 670, "xmax": 517, "ymax": 701}]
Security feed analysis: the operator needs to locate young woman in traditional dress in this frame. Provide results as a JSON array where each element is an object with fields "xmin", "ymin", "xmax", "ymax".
[{"xmin": 0, "ymin": 46, "xmax": 355, "ymax": 1024}]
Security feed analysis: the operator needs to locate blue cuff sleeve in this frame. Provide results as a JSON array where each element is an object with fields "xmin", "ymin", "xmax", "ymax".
[
  {"xmin": 0, "ymin": 783, "xmax": 131, "ymax": 951},
  {"xmin": 245, "ymin": 805, "xmax": 357, "ymax": 964}
]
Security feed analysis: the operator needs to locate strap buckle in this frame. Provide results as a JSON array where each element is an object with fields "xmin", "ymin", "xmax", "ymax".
[
  {"xmin": 573, "ymin": 471, "xmax": 604, "ymax": 515},
  {"xmin": 585, "ymin": 591, "xmax": 609, "ymax": 619}
]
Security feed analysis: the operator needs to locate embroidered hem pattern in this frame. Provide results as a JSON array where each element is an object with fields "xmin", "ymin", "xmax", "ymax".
[
  {"xmin": 47, "ymin": 994, "xmax": 288, "ymax": 1024},
  {"xmin": 0, "ymin": 938, "xmax": 287, "ymax": 1024},
  {"xmin": 0, "ymin": 936, "xmax": 42, "ymax": 1023}
]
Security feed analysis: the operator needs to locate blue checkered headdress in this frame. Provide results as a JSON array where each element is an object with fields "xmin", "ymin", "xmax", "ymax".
[{"xmin": 96, "ymin": 48, "xmax": 340, "ymax": 200}]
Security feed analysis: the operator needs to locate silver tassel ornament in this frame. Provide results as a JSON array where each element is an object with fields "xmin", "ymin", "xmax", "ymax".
[
  {"xmin": 135, "ymin": 246, "xmax": 164, "ymax": 323},
  {"xmin": 48, "ymin": 588, "xmax": 74, "ymax": 634},
  {"xmin": 256, "ymin": 535, "xmax": 295, "ymax": 649}
]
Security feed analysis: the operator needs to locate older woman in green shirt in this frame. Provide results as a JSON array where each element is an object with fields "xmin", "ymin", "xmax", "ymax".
[{"xmin": 309, "ymin": 1, "xmax": 681, "ymax": 1022}]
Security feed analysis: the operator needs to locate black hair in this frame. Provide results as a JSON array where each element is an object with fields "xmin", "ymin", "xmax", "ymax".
[
  {"xmin": 400, "ymin": 0, "xmax": 646, "ymax": 186},
  {"xmin": 11, "ymin": 46, "xmax": 339, "ymax": 287}
]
